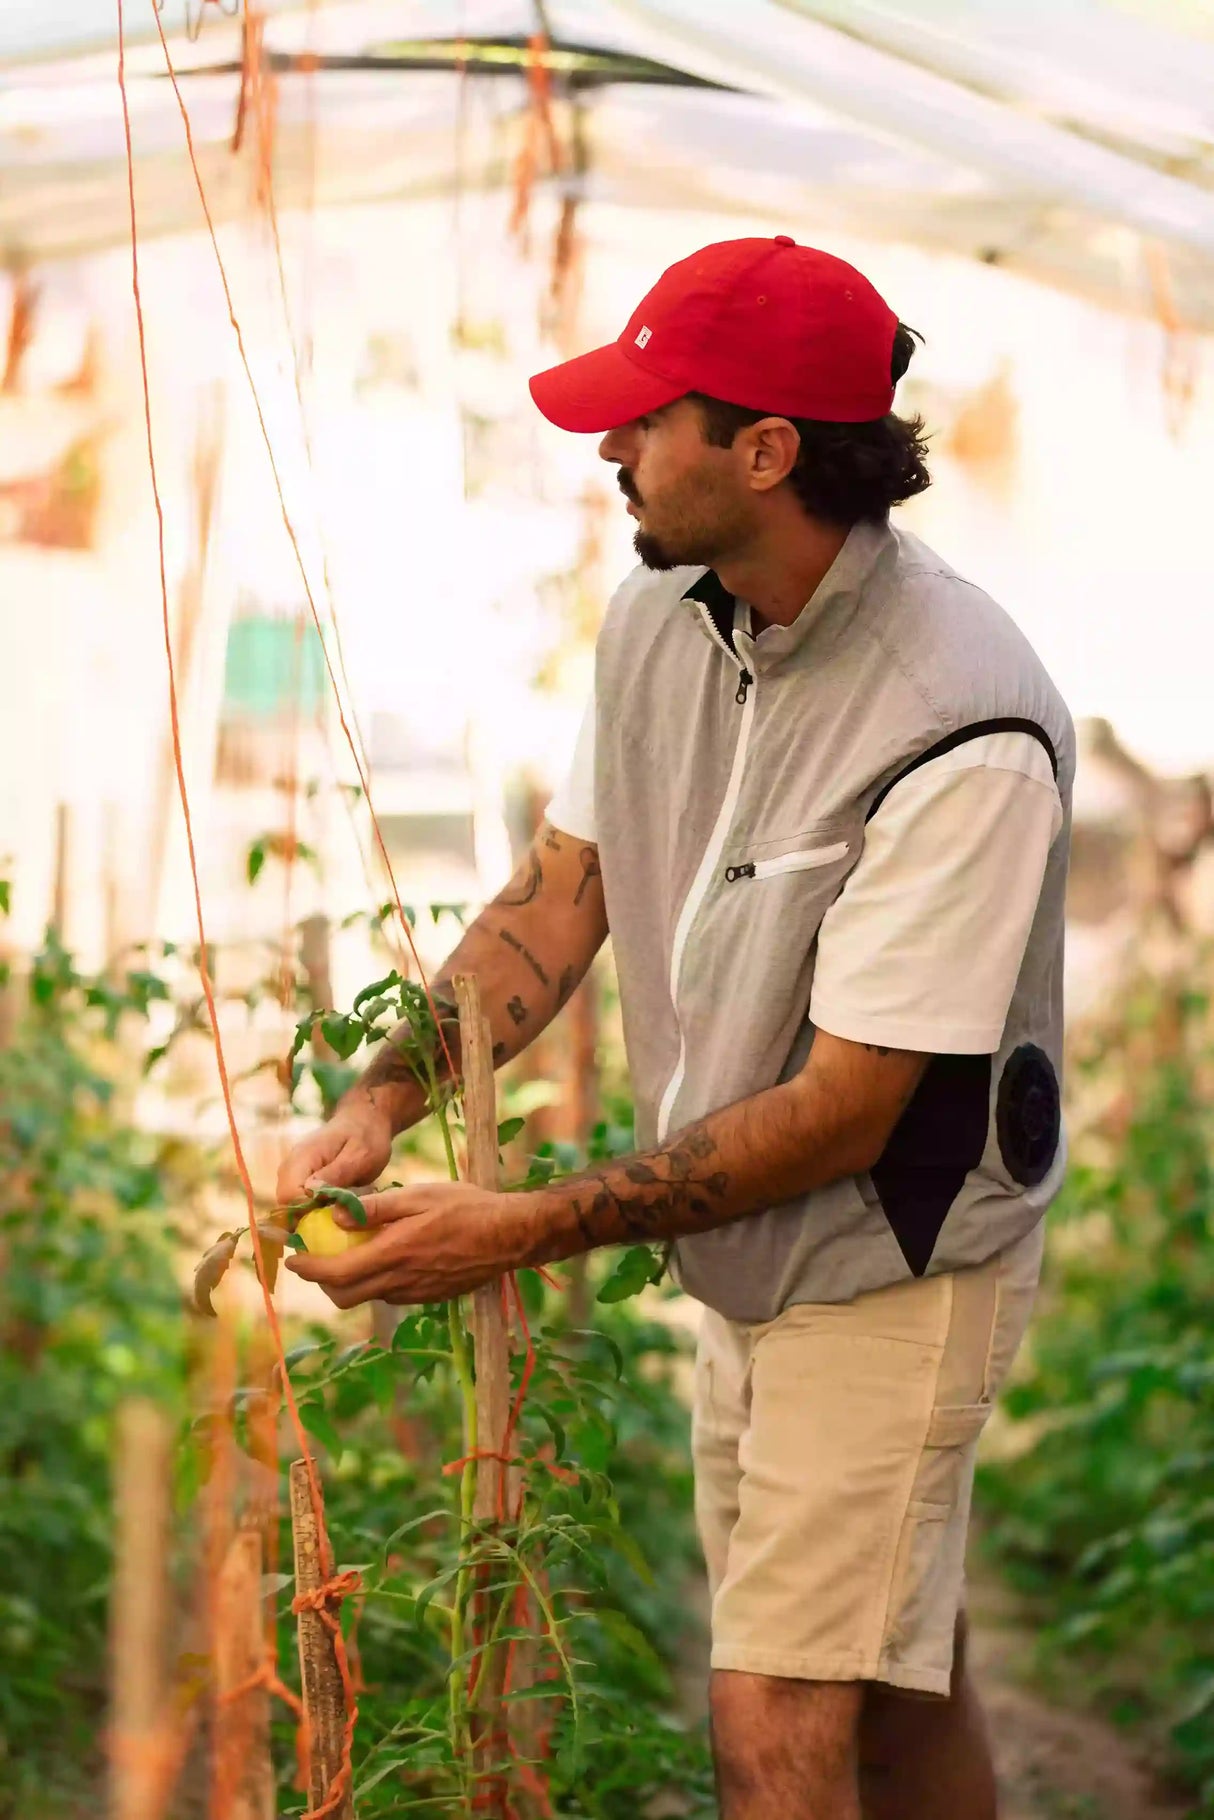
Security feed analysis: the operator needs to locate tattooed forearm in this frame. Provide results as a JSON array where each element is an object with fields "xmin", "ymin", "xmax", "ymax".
[
  {"xmin": 574, "ymin": 846, "xmax": 601, "ymax": 908},
  {"xmin": 499, "ymin": 927, "xmax": 550, "ymax": 987},
  {"xmin": 497, "ymin": 845, "xmax": 544, "ymax": 908},
  {"xmin": 358, "ymin": 983, "xmax": 460, "ymax": 1094},
  {"xmin": 521, "ymin": 1034, "xmax": 930, "ymax": 1268},
  {"xmin": 337, "ymin": 821, "xmax": 609, "ymax": 1135},
  {"xmin": 530, "ymin": 1120, "xmax": 733, "ymax": 1256}
]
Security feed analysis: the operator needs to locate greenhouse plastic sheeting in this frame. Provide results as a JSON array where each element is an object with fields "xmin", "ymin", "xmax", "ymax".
[{"xmin": 1, "ymin": 0, "xmax": 1212, "ymax": 324}]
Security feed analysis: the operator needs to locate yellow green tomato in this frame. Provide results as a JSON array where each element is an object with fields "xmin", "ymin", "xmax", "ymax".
[{"xmin": 295, "ymin": 1206, "xmax": 372, "ymax": 1258}]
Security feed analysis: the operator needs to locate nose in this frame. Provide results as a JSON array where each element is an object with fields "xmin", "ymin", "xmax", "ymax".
[{"xmin": 598, "ymin": 424, "xmax": 634, "ymax": 465}]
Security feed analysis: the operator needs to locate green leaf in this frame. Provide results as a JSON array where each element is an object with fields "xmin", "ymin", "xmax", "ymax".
[
  {"xmin": 533, "ymin": 1402, "xmax": 567, "ymax": 1461},
  {"xmin": 497, "ymin": 1116, "xmax": 526, "ymax": 1147},
  {"xmin": 320, "ymin": 1013, "xmax": 365, "ymax": 1061},
  {"xmin": 298, "ymin": 1401, "xmax": 342, "ymax": 1458},
  {"xmin": 311, "ymin": 1061, "xmax": 358, "ymax": 1109},
  {"xmin": 596, "ymin": 1246, "xmax": 660, "ymax": 1304},
  {"xmin": 353, "ymin": 973, "xmax": 401, "ymax": 1013},
  {"xmin": 289, "ymin": 1012, "xmax": 319, "ymax": 1061},
  {"xmin": 246, "ymin": 839, "xmax": 267, "ymax": 885},
  {"xmin": 0, "ymin": 879, "xmax": 10, "ymax": 916},
  {"xmin": 315, "ymin": 1183, "xmax": 368, "ymax": 1227}
]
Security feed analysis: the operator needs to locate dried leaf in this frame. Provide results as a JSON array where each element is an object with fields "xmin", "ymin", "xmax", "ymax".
[
  {"xmin": 192, "ymin": 1230, "xmax": 241, "ymax": 1317},
  {"xmin": 255, "ymin": 1223, "xmax": 292, "ymax": 1247}
]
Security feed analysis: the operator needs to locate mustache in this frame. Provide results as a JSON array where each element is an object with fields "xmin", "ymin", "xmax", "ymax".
[{"xmin": 617, "ymin": 471, "xmax": 641, "ymax": 505}]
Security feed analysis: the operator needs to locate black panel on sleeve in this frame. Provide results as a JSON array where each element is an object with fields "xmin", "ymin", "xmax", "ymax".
[
  {"xmin": 871, "ymin": 1054, "xmax": 993, "ymax": 1277},
  {"xmin": 866, "ymin": 718, "xmax": 1058, "ymax": 824}
]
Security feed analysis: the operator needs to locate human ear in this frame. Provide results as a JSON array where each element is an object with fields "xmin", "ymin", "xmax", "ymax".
[{"xmin": 746, "ymin": 418, "xmax": 800, "ymax": 493}]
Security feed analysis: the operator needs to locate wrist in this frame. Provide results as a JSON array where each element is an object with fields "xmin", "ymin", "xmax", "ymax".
[
  {"xmin": 514, "ymin": 1188, "xmax": 585, "ymax": 1270},
  {"xmin": 338, "ymin": 1082, "xmax": 413, "ymax": 1133}
]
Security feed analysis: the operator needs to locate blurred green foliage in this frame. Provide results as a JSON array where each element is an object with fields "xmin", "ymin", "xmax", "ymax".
[
  {"xmin": 978, "ymin": 984, "xmax": 1214, "ymax": 1814},
  {"xmin": 275, "ymin": 1277, "xmax": 712, "ymax": 1816},
  {"xmin": 0, "ymin": 932, "xmax": 194, "ymax": 1816},
  {"xmin": 0, "ymin": 917, "xmax": 710, "ymax": 1815}
]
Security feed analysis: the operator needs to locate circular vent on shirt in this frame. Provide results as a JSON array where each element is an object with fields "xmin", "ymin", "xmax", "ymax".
[{"xmin": 996, "ymin": 1043, "xmax": 1060, "ymax": 1187}]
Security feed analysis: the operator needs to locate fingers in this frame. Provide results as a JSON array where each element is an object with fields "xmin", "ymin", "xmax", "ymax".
[
  {"xmin": 276, "ymin": 1133, "xmax": 340, "ymax": 1205},
  {"xmin": 331, "ymin": 1187, "xmax": 428, "ymax": 1230},
  {"xmin": 276, "ymin": 1126, "xmax": 390, "ymax": 1206},
  {"xmin": 286, "ymin": 1224, "xmax": 438, "ymax": 1306}
]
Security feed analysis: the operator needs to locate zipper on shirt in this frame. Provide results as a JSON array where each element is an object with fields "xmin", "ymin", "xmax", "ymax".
[
  {"xmin": 724, "ymin": 841, "xmax": 849, "ymax": 883},
  {"xmin": 655, "ymin": 607, "xmax": 758, "ymax": 1142}
]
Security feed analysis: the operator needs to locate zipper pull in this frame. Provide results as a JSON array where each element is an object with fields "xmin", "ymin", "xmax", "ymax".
[
  {"xmin": 735, "ymin": 668, "xmax": 754, "ymax": 706},
  {"xmin": 724, "ymin": 862, "xmax": 756, "ymax": 882}
]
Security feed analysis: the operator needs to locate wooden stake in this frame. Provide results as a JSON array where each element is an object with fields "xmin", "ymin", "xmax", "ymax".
[
  {"xmin": 453, "ymin": 974, "xmax": 513, "ymax": 1812},
  {"xmin": 289, "ymin": 1460, "xmax": 354, "ymax": 1820},
  {"xmin": 453, "ymin": 973, "xmax": 511, "ymax": 1523},
  {"xmin": 109, "ymin": 1400, "xmax": 172, "ymax": 1820},
  {"xmin": 50, "ymin": 801, "xmax": 71, "ymax": 942},
  {"xmin": 213, "ymin": 1525, "xmax": 275, "ymax": 1820}
]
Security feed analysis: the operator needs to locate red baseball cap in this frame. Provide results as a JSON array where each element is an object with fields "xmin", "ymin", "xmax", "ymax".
[{"xmin": 530, "ymin": 236, "xmax": 899, "ymax": 433}]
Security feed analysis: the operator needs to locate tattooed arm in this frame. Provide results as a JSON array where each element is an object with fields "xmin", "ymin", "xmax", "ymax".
[
  {"xmin": 284, "ymin": 1031, "xmax": 930, "ymax": 1307},
  {"xmin": 522, "ymin": 1030, "xmax": 926, "ymax": 1262},
  {"xmin": 275, "ymin": 823, "xmax": 606, "ymax": 1202}
]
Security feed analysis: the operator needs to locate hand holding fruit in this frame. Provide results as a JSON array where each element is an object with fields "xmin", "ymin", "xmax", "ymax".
[
  {"xmin": 294, "ymin": 1203, "xmax": 372, "ymax": 1258},
  {"xmin": 275, "ymin": 1097, "xmax": 394, "ymax": 1206}
]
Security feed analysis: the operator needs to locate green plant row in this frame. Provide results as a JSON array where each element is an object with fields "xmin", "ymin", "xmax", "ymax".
[{"xmin": 977, "ymin": 987, "xmax": 1214, "ymax": 1816}]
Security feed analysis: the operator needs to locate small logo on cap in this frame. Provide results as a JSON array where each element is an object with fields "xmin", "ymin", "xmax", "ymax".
[{"xmin": 635, "ymin": 325, "xmax": 653, "ymax": 348}]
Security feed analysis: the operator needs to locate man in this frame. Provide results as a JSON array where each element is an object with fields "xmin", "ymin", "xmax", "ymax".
[{"xmin": 281, "ymin": 237, "xmax": 1072, "ymax": 1818}]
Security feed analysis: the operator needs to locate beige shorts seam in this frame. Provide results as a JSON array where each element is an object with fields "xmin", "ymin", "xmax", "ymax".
[
  {"xmin": 711, "ymin": 1645, "xmax": 881, "ymax": 1681},
  {"xmin": 711, "ymin": 1645, "xmax": 952, "ymax": 1698},
  {"xmin": 868, "ymin": 1274, "xmax": 953, "ymax": 1660}
]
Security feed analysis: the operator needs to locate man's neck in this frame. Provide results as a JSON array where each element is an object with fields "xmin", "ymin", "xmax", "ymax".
[{"xmin": 713, "ymin": 515, "xmax": 852, "ymax": 633}]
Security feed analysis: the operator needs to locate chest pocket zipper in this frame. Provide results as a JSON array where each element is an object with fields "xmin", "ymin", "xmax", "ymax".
[{"xmin": 724, "ymin": 841, "xmax": 849, "ymax": 883}]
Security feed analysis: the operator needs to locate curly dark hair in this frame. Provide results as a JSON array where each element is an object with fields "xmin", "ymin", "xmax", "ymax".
[{"xmin": 691, "ymin": 323, "xmax": 930, "ymax": 524}]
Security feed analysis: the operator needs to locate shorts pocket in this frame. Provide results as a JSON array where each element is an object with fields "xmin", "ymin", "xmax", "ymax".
[
  {"xmin": 924, "ymin": 1401, "xmax": 992, "ymax": 1453},
  {"xmin": 883, "ymin": 1403, "xmax": 990, "ymax": 1668}
]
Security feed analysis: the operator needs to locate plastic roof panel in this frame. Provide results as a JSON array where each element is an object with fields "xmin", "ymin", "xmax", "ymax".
[{"xmin": 1, "ymin": 0, "xmax": 1212, "ymax": 327}]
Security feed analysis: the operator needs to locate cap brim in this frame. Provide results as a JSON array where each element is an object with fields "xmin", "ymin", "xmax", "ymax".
[{"xmin": 529, "ymin": 341, "xmax": 686, "ymax": 433}]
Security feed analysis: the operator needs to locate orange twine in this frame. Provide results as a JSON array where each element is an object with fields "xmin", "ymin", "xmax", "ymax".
[{"xmin": 121, "ymin": 2, "xmax": 563, "ymax": 1806}]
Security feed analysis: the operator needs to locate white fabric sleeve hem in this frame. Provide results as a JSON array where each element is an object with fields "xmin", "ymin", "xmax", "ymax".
[
  {"xmin": 544, "ymin": 691, "xmax": 597, "ymax": 844},
  {"xmin": 808, "ymin": 744, "xmax": 1059, "ymax": 1055},
  {"xmin": 809, "ymin": 1001, "xmax": 1007, "ymax": 1057}
]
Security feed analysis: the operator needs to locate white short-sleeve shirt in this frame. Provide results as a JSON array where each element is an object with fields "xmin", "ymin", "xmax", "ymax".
[{"xmin": 548, "ymin": 700, "xmax": 1063, "ymax": 1057}]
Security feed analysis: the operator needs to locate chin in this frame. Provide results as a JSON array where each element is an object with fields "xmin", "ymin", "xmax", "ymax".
[{"xmin": 634, "ymin": 529, "xmax": 679, "ymax": 571}]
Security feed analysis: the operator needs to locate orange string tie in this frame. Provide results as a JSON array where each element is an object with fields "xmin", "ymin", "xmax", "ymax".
[
  {"xmin": 441, "ymin": 1446, "xmax": 516, "ymax": 1479},
  {"xmin": 291, "ymin": 1566, "xmax": 365, "ymax": 1619}
]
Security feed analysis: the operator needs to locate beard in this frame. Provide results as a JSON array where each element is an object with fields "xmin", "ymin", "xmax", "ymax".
[
  {"xmin": 633, "ymin": 528, "xmax": 679, "ymax": 571},
  {"xmin": 623, "ymin": 468, "xmax": 754, "ymax": 573}
]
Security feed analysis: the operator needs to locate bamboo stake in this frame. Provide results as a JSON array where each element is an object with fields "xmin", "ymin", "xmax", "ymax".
[
  {"xmin": 453, "ymin": 974, "xmax": 511, "ymax": 1521},
  {"xmin": 50, "ymin": 801, "xmax": 71, "ymax": 942},
  {"xmin": 453, "ymin": 974, "xmax": 512, "ymax": 1810},
  {"xmin": 213, "ymin": 1525, "xmax": 274, "ymax": 1820},
  {"xmin": 109, "ymin": 1400, "xmax": 172, "ymax": 1820},
  {"xmin": 289, "ymin": 1461, "xmax": 354, "ymax": 1820}
]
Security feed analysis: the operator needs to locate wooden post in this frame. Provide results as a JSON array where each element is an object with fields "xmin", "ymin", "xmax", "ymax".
[
  {"xmin": 109, "ymin": 1400, "xmax": 172, "ymax": 1820},
  {"xmin": 212, "ymin": 1526, "xmax": 275, "ymax": 1820},
  {"xmin": 300, "ymin": 912, "xmax": 401, "ymax": 1357},
  {"xmin": 453, "ymin": 974, "xmax": 513, "ymax": 1810},
  {"xmin": 453, "ymin": 974, "xmax": 511, "ymax": 1522},
  {"xmin": 289, "ymin": 1460, "xmax": 354, "ymax": 1820},
  {"xmin": 50, "ymin": 801, "xmax": 71, "ymax": 942}
]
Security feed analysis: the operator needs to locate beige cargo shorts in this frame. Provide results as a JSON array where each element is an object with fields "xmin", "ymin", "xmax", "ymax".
[{"xmin": 692, "ymin": 1221, "xmax": 1044, "ymax": 1695}]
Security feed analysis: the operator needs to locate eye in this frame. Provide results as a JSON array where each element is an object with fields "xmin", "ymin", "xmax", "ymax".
[{"xmin": 636, "ymin": 414, "xmax": 652, "ymax": 430}]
